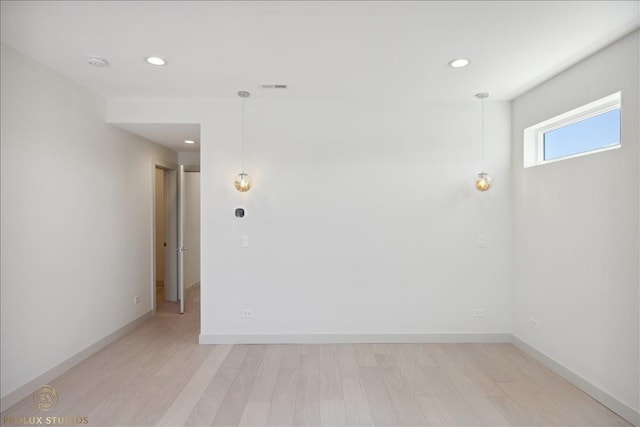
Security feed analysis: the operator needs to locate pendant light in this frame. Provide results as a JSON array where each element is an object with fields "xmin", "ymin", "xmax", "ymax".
[
  {"xmin": 475, "ymin": 92, "xmax": 492, "ymax": 192},
  {"xmin": 234, "ymin": 90, "xmax": 251, "ymax": 192}
]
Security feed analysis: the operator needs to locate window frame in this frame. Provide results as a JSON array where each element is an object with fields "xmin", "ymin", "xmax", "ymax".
[{"xmin": 523, "ymin": 92, "xmax": 621, "ymax": 168}]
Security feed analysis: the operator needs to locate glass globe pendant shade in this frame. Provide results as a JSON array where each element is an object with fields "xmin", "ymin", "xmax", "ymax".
[
  {"xmin": 234, "ymin": 172, "xmax": 251, "ymax": 192},
  {"xmin": 475, "ymin": 172, "xmax": 492, "ymax": 192}
]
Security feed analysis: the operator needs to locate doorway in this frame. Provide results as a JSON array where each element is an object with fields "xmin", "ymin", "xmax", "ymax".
[
  {"xmin": 153, "ymin": 162, "xmax": 181, "ymax": 314},
  {"xmin": 155, "ymin": 168, "xmax": 166, "ymax": 304},
  {"xmin": 153, "ymin": 162, "xmax": 199, "ymax": 315}
]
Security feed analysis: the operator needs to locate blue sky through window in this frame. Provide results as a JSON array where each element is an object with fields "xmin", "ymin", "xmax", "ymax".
[{"xmin": 543, "ymin": 108, "xmax": 620, "ymax": 161}]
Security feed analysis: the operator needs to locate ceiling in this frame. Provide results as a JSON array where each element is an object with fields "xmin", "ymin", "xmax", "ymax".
[
  {"xmin": 113, "ymin": 123, "xmax": 201, "ymax": 152},
  {"xmin": 1, "ymin": 1, "xmax": 638, "ymax": 151}
]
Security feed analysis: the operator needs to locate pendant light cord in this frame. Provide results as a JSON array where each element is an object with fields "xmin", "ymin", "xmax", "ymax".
[
  {"xmin": 475, "ymin": 92, "xmax": 489, "ymax": 174},
  {"xmin": 481, "ymin": 97, "xmax": 485, "ymax": 173},
  {"xmin": 241, "ymin": 96, "xmax": 246, "ymax": 173}
]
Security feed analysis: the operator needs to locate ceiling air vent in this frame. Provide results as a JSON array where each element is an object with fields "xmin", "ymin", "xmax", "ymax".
[
  {"xmin": 87, "ymin": 56, "xmax": 109, "ymax": 67},
  {"xmin": 261, "ymin": 84, "xmax": 288, "ymax": 89}
]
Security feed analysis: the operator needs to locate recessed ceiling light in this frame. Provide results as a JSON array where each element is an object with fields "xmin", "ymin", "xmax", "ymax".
[
  {"xmin": 87, "ymin": 56, "xmax": 109, "ymax": 67},
  {"xmin": 448, "ymin": 58, "xmax": 470, "ymax": 68},
  {"xmin": 145, "ymin": 56, "xmax": 167, "ymax": 66},
  {"xmin": 184, "ymin": 140, "xmax": 196, "ymax": 144}
]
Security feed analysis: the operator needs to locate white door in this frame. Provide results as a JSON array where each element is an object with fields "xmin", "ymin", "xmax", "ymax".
[
  {"xmin": 164, "ymin": 169, "xmax": 178, "ymax": 302},
  {"xmin": 178, "ymin": 165, "xmax": 186, "ymax": 314}
]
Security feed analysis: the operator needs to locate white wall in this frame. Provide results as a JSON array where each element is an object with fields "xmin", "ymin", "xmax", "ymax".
[
  {"xmin": 0, "ymin": 44, "xmax": 177, "ymax": 401},
  {"xmin": 512, "ymin": 30, "xmax": 639, "ymax": 416},
  {"xmin": 184, "ymin": 172, "xmax": 201, "ymax": 288},
  {"xmin": 197, "ymin": 97, "xmax": 512, "ymax": 339}
]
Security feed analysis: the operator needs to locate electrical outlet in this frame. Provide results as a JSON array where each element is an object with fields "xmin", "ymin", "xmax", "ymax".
[
  {"xmin": 240, "ymin": 235, "xmax": 249, "ymax": 248},
  {"xmin": 477, "ymin": 234, "xmax": 487, "ymax": 248},
  {"xmin": 472, "ymin": 308, "xmax": 486, "ymax": 318},
  {"xmin": 529, "ymin": 317, "xmax": 539, "ymax": 329},
  {"xmin": 241, "ymin": 309, "xmax": 254, "ymax": 318},
  {"xmin": 133, "ymin": 296, "xmax": 140, "ymax": 304}
]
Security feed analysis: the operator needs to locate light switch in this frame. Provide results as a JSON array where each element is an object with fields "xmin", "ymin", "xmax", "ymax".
[{"xmin": 240, "ymin": 235, "xmax": 249, "ymax": 248}]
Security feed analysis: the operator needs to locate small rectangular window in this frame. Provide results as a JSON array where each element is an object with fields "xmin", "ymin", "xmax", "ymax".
[
  {"xmin": 524, "ymin": 92, "xmax": 621, "ymax": 167},
  {"xmin": 543, "ymin": 108, "xmax": 620, "ymax": 161}
]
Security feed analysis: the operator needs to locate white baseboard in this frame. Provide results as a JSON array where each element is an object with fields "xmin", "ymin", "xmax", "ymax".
[
  {"xmin": 198, "ymin": 332, "xmax": 512, "ymax": 345},
  {"xmin": 0, "ymin": 310, "xmax": 152, "ymax": 412},
  {"xmin": 511, "ymin": 335, "xmax": 639, "ymax": 427}
]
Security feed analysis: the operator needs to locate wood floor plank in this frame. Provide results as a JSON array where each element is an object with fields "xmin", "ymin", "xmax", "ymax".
[
  {"xmin": 337, "ymin": 344, "xmax": 361, "ymax": 379},
  {"xmin": 380, "ymin": 364, "xmax": 428, "ymax": 426},
  {"xmin": 265, "ymin": 367, "xmax": 299, "ymax": 427},
  {"xmin": 321, "ymin": 399, "xmax": 348, "ymax": 426},
  {"xmin": 504, "ymin": 345, "xmax": 631, "ymax": 426},
  {"xmin": 431, "ymin": 349, "xmax": 511, "ymax": 426},
  {"xmin": 487, "ymin": 394, "xmax": 542, "ymax": 426},
  {"xmin": 246, "ymin": 345, "xmax": 284, "ymax": 403},
  {"xmin": 421, "ymin": 366, "xmax": 485, "ymax": 426},
  {"xmin": 266, "ymin": 345, "xmax": 301, "ymax": 426},
  {"xmin": 406, "ymin": 343, "xmax": 438, "ymax": 368},
  {"xmin": 212, "ymin": 345, "xmax": 267, "ymax": 426},
  {"xmin": 320, "ymin": 344, "xmax": 343, "ymax": 400},
  {"xmin": 443, "ymin": 344, "xmax": 507, "ymax": 398},
  {"xmin": 184, "ymin": 345, "xmax": 248, "ymax": 426},
  {"xmin": 342, "ymin": 378, "xmax": 375, "ymax": 426},
  {"xmin": 359, "ymin": 367, "xmax": 398, "ymax": 426},
  {"xmin": 353, "ymin": 344, "xmax": 379, "ymax": 367},
  {"xmin": 475, "ymin": 345, "xmax": 627, "ymax": 426},
  {"xmin": 279, "ymin": 344, "xmax": 301, "ymax": 369},
  {"xmin": 292, "ymin": 352, "xmax": 321, "ymax": 426},
  {"xmin": 497, "ymin": 380, "xmax": 572, "ymax": 426},
  {"xmin": 415, "ymin": 395, "xmax": 458, "ymax": 426},
  {"xmin": 156, "ymin": 344, "xmax": 231, "ymax": 426},
  {"xmin": 388, "ymin": 344, "xmax": 439, "ymax": 398},
  {"xmin": 468, "ymin": 342, "xmax": 542, "ymax": 385},
  {"xmin": 371, "ymin": 343, "xmax": 391, "ymax": 355},
  {"xmin": 135, "ymin": 345, "xmax": 214, "ymax": 426},
  {"xmin": 239, "ymin": 401, "xmax": 271, "ymax": 427}
]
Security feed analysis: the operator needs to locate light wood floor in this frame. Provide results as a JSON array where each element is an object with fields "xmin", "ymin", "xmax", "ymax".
[{"xmin": 2, "ymin": 286, "xmax": 631, "ymax": 426}]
